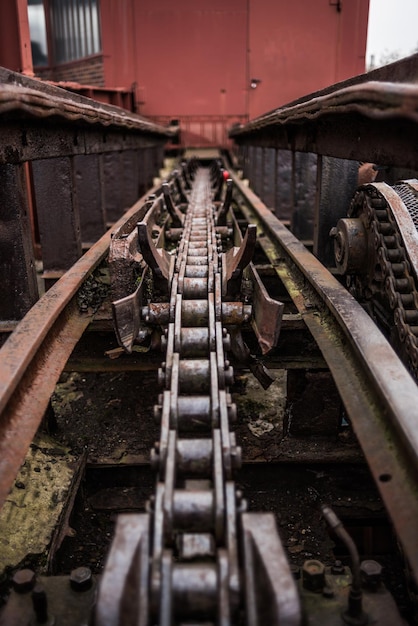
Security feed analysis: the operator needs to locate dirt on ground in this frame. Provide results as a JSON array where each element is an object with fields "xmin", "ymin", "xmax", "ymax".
[{"xmin": 49, "ymin": 368, "xmax": 385, "ymax": 576}]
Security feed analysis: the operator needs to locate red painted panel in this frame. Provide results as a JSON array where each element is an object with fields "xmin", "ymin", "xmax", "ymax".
[
  {"xmin": 99, "ymin": 0, "xmax": 369, "ymax": 145},
  {"xmin": 248, "ymin": 0, "xmax": 369, "ymax": 118},
  {"xmin": 101, "ymin": 0, "xmax": 137, "ymax": 89},
  {"xmin": 134, "ymin": 0, "xmax": 248, "ymax": 118},
  {"xmin": 337, "ymin": 0, "xmax": 370, "ymax": 81}
]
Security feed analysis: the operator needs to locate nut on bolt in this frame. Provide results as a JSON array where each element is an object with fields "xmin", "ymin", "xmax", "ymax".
[
  {"xmin": 302, "ymin": 559, "xmax": 326, "ymax": 592},
  {"xmin": 331, "ymin": 559, "xmax": 345, "ymax": 575},
  {"xmin": 360, "ymin": 559, "xmax": 383, "ymax": 590},
  {"xmin": 12, "ymin": 569, "xmax": 36, "ymax": 593},
  {"xmin": 70, "ymin": 566, "xmax": 92, "ymax": 592},
  {"xmin": 31, "ymin": 583, "xmax": 50, "ymax": 623}
]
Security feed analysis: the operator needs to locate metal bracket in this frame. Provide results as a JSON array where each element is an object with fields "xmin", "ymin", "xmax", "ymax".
[
  {"xmin": 241, "ymin": 513, "xmax": 302, "ymax": 626},
  {"xmin": 137, "ymin": 200, "xmax": 172, "ymax": 294},
  {"xmin": 162, "ymin": 182, "xmax": 184, "ymax": 228},
  {"xmin": 222, "ymin": 224, "xmax": 257, "ymax": 298},
  {"xmin": 95, "ymin": 514, "xmax": 151, "ymax": 626},
  {"xmin": 174, "ymin": 170, "xmax": 188, "ymax": 204},
  {"xmin": 247, "ymin": 263, "xmax": 284, "ymax": 355},
  {"xmin": 228, "ymin": 326, "xmax": 275, "ymax": 389},
  {"xmin": 112, "ymin": 266, "xmax": 149, "ymax": 353},
  {"xmin": 217, "ymin": 178, "xmax": 233, "ymax": 226}
]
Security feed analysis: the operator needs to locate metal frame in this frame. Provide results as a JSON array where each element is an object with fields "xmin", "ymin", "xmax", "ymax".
[{"xmin": 0, "ymin": 66, "xmax": 173, "ymax": 506}]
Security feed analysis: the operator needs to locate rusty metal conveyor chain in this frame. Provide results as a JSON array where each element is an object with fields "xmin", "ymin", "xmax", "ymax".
[{"xmin": 95, "ymin": 164, "xmax": 301, "ymax": 625}]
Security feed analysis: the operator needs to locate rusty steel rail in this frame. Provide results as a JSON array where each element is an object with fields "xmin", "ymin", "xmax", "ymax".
[
  {"xmin": 0, "ymin": 181, "xmax": 164, "ymax": 511},
  {"xmin": 228, "ymin": 54, "xmax": 418, "ymax": 586},
  {"xmin": 229, "ymin": 170, "xmax": 418, "ymax": 584}
]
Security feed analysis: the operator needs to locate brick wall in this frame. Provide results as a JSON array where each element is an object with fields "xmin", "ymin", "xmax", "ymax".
[{"xmin": 35, "ymin": 55, "xmax": 104, "ymax": 87}]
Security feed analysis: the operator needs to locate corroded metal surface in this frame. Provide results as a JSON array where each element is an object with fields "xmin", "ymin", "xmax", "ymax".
[
  {"xmin": 0, "ymin": 82, "xmax": 174, "ymax": 135},
  {"xmin": 98, "ymin": 163, "xmax": 297, "ymax": 625},
  {"xmin": 0, "ymin": 153, "xmax": 412, "ymax": 623},
  {"xmin": 231, "ymin": 80, "xmax": 418, "ymax": 169},
  {"xmin": 0, "ymin": 180, "xmax": 163, "ymax": 510},
  {"xmin": 230, "ymin": 170, "xmax": 418, "ymax": 583},
  {"xmin": 0, "ymin": 68, "xmax": 175, "ymax": 166}
]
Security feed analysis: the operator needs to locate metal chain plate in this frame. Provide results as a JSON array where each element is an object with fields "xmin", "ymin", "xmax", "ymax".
[
  {"xmin": 345, "ymin": 182, "xmax": 418, "ymax": 379},
  {"xmin": 96, "ymin": 161, "xmax": 300, "ymax": 625}
]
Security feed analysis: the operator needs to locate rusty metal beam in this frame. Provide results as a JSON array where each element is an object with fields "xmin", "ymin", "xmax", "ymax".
[
  {"xmin": 0, "ymin": 163, "xmax": 38, "ymax": 319},
  {"xmin": 0, "ymin": 68, "xmax": 175, "ymax": 165},
  {"xmin": 0, "ymin": 77, "xmax": 173, "ymax": 135},
  {"xmin": 230, "ymin": 171, "xmax": 418, "ymax": 582},
  {"xmin": 0, "ymin": 119, "xmax": 169, "ymax": 164},
  {"xmin": 0, "ymin": 181, "xmax": 163, "ymax": 511},
  {"xmin": 33, "ymin": 157, "xmax": 83, "ymax": 275},
  {"xmin": 230, "ymin": 80, "xmax": 418, "ymax": 169}
]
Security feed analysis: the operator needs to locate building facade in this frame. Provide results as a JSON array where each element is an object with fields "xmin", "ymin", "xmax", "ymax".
[{"xmin": 1, "ymin": 0, "xmax": 370, "ymax": 146}]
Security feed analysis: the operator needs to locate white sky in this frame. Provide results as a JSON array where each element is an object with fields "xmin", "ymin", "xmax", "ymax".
[{"xmin": 366, "ymin": 0, "xmax": 418, "ymax": 67}]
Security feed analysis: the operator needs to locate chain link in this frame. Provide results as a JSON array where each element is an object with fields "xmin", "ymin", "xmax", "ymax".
[
  {"xmin": 150, "ymin": 167, "xmax": 242, "ymax": 624},
  {"xmin": 348, "ymin": 184, "xmax": 418, "ymax": 380}
]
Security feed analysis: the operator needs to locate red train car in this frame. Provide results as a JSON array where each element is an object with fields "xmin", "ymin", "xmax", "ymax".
[{"xmin": 1, "ymin": 0, "xmax": 369, "ymax": 147}]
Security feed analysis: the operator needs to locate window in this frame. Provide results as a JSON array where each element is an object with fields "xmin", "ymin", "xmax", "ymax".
[
  {"xmin": 50, "ymin": 0, "xmax": 101, "ymax": 63},
  {"xmin": 28, "ymin": 0, "xmax": 49, "ymax": 66},
  {"xmin": 28, "ymin": 0, "xmax": 102, "ymax": 66}
]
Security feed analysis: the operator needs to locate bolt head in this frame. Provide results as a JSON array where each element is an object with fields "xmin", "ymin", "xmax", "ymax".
[
  {"xmin": 12, "ymin": 569, "xmax": 36, "ymax": 593},
  {"xmin": 360, "ymin": 559, "xmax": 382, "ymax": 589},
  {"xmin": 331, "ymin": 559, "xmax": 345, "ymax": 575},
  {"xmin": 302, "ymin": 559, "xmax": 326, "ymax": 592},
  {"xmin": 70, "ymin": 566, "xmax": 92, "ymax": 592}
]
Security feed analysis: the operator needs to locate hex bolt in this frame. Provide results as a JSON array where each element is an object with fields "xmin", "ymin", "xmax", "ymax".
[
  {"xmin": 237, "ymin": 498, "xmax": 248, "ymax": 513},
  {"xmin": 70, "ymin": 566, "xmax": 92, "ymax": 592},
  {"xmin": 150, "ymin": 447, "xmax": 160, "ymax": 470},
  {"xmin": 223, "ymin": 333, "xmax": 231, "ymax": 352},
  {"xmin": 31, "ymin": 583, "xmax": 49, "ymax": 623},
  {"xmin": 224, "ymin": 365, "xmax": 234, "ymax": 386},
  {"xmin": 231, "ymin": 446, "xmax": 242, "ymax": 470},
  {"xmin": 302, "ymin": 560, "xmax": 326, "ymax": 593},
  {"xmin": 157, "ymin": 366, "xmax": 166, "ymax": 387},
  {"xmin": 153, "ymin": 405, "xmax": 162, "ymax": 424},
  {"xmin": 331, "ymin": 559, "xmax": 345, "ymax": 575},
  {"xmin": 12, "ymin": 569, "xmax": 36, "ymax": 593},
  {"xmin": 146, "ymin": 495, "xmax": 155, "ymax": 513},
  {"xmin": 290, "ymin": 564, "xmax": 300, "ymax": 580},
  {"xmin": 360, "ymin": 559, "xmax": 383, "ymax": 590},
  {"xmin": 228, "ymin": 403, "xmax": 237, "ymax": 423}
]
